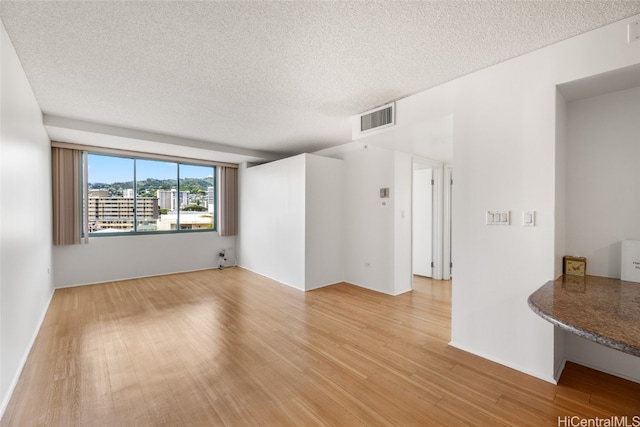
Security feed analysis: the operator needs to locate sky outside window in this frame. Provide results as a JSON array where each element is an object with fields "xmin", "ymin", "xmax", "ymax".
[
  {"xmin": 87, "ymin": 154, "xmax": 133, "ymax": 188},
  {"xmin": 88, "ymin": 155, "xmax": 175, "ymax": 184}
]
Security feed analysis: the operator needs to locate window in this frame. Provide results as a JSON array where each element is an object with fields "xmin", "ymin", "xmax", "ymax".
[{"xmin": 87, "ymin": 153, "xmax": 215, "ymax": 235}]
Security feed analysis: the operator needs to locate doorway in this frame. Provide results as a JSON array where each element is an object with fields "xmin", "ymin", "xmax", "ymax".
[
  {"xmin": 412, "ymin": 166, "xmax": 433, "ymax": 277},
  {"xmin": 412, "ymin": 159, "xmax": 452, "ymax": 284}
]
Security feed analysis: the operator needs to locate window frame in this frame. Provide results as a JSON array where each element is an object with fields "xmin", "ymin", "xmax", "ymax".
[{"xmin": 85, "ymin": 152, "xmax": 217, "ymax": 237}]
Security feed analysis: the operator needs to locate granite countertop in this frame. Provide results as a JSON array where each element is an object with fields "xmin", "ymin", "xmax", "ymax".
[{"xmin": 528, "ymin": 275, "xmax": 640, "ymax": 357}]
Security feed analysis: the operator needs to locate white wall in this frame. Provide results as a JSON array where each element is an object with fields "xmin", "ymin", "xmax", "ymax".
[
  {"xmin": 450, "ymin": 55, "xmax": 558, "ymax": 382},
  {"xmin": 305, "ymin": 154, "xmax": 344, "ymax": 289},
  {"xmin": 238, "ymin": 155, "xmax": 306, "ymax": 289},
  {"xmin": 345, "ymin": 14, "xmax": 640, "ymax": 383},
  {"xmin": 339, "ymin": 146, "xmax": 413, "ymax": 295},
  {"xmin": 561, "ymin": 85, "xmax": 640, "ymax": 382},
  {"xmin": 0, "ymin": 21, "xmax": 55, "ymax": 415},
  {"xmin": 238, "ymin": 153, "xmax": 344, "ymax": 291},
  {"xmin": 554, "ymin": 90, "xmax": 568, "ymax": 378},
  {"xmin": 393, "ymin": 152, "xmax": 413, "ymax": 295},
  {"xmin": 565, "ymin": 86, "xmax": 640, "ymax": 278},
  {"xmin": 343, "ymin": 146, "xmax": 395, "ymax": 294},
  {"xmin": 450, "ymin": 15, "xmax": 640, "ymax": 382},
  {"xmin": 53, "ymin": 233, "xmax": 235, "ymax": 288}
]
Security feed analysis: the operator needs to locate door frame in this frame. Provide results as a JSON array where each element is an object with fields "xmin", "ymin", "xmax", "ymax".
[
  {"xmin": 412, "ymin": 157, "xmax": 445, "ymax": 280},
  {"xmin": 443, "ymin": 165, "xmax": 453, "ymax": 280}
]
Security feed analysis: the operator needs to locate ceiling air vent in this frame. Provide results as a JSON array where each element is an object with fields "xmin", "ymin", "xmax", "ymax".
[{"xmin": 360, "ymin": 103, "xmax": 395, "ymax": 134}]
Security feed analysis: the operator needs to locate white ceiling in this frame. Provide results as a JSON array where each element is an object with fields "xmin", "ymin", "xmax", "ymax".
[{"xmin": 2, "ymin": 1, "xmax": 640, "ymax": 161}]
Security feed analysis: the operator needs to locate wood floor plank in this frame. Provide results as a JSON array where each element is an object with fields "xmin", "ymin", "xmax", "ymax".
[
  {"xmin": 2, "ymin": 269, "xmax": 640, "ymax": 426},
  {"xmin": 276, "ymin": 397, "xmax": 331, "ymax": 427},
  {"xmin": 435, "ymin": 395, "xmax": 512, "ymax": 427}
]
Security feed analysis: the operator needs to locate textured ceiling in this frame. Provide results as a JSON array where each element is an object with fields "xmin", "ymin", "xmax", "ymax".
[{"xmin": 2, "ymin": 1, "xmax": 640, "ymax": 157}]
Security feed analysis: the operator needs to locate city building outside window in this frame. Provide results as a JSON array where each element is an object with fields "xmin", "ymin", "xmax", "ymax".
[{"xmin": 87, "ymin": 153, "xmax": 215, "ymax": 235}]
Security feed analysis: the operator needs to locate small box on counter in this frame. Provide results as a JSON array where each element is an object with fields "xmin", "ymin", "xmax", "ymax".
[
  {"xmin": 563, "ymin": 256, "xmax": 586, "ymax": 277},
  {"xmin": 621, "ymin": 240, "xmax": 640, "ymax": 283}
]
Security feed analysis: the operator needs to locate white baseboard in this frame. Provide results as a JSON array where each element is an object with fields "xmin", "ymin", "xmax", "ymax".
[
  {"xmin": 564, "ymin": 357, "xmax": 640, "ymax": 384},
  {"xmin": 54, "ymin": 265, "xmax": 218, "ymax": 289},
  {"xmin": 341, "ymin": 279, "xmax": 396, "ymax": 296},
  {"xmin": 235, "ymin": 265, "xmax": 304, "ymax": 291},
  {"xmin": 236, "ymin": 265, "xmax": 346, "ymax": 292},
  {"xmin": 554, "ymin": 358, "xmax": 567, "ymax": 383},
  {"xmin": 305, "ymin": 280, "xmax": 342, "ymax": 291},
  {"xmin": 0, "ymin": 289, "xmax": 55, "ymax": 419},
  {"xmin": 448, "ymin": 340, "xmax": 558, "ymax": 385}
]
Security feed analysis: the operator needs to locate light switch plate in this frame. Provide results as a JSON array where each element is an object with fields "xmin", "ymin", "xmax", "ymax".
[
  {"xmin": 523, "ymin": 211, "xmax": 535, "ymax": 227},
  {"xmin": 486, "ymin": 210, "xmax": 510, "ymax": 225}
]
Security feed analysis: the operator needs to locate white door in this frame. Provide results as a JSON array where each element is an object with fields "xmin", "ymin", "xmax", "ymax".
[{"xmin": 413, "ymin": 168, "xmax": 433, "ymax": 277}]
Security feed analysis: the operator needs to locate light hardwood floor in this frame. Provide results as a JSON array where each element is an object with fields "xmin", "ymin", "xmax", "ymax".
[{"xmin": 2, "ymin": 269, "xmax": 639, "ymax": 426}]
